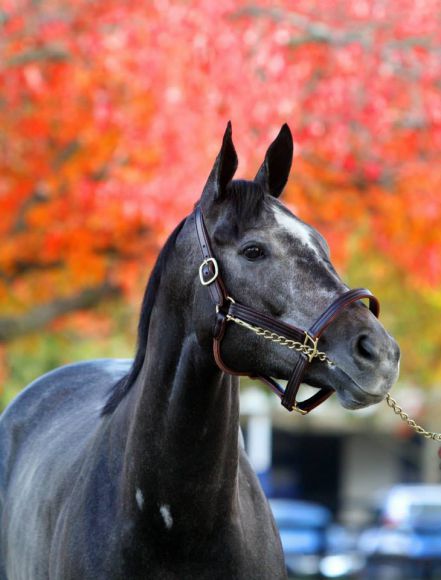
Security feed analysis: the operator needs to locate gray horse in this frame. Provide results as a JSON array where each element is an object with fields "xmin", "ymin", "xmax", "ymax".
[{"xmin": 0, "ymin": 123, "xmax": 399, "ymax": 579}]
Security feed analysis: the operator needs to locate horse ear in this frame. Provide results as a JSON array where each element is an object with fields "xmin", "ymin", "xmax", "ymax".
[
  {"xmin": 254, "ymin": 124, "xmax": 293, "ymax": 198},
  {"xmin": 202, "ymin": 121, "xmax": 238, "ymax": 204}
]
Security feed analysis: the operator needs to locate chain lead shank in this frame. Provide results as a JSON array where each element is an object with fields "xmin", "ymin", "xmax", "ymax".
[
  {"xmin": 385, "ymin": 394, "xmax": 441, "ymax": 441},
  {"xmin": 195, "ymin": 204, "xmax": 441, "ymax": 433},
  {"xmin": 225, "ymin": 314, "xmax": 334, "ymax": 365},
  {"xmin": 228, "ymin": 313, "xmax": 441, "ymax": 442}
]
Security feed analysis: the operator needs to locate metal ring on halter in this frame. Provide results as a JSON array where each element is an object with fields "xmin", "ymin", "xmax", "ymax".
[
  {"xmin": 199, "ymin": 258, "xmax": 219, "ymax": 286},
  {"xmin": 194, "ymin": 204, "xmax": 378, "ymax": 415},
  {"xmin": 292, "ymin": 403, "xmax": 308, "ymax": 416},
  {"xmin": 215, "ymin": 295, "xmax": 236, "ymax": 315},
  {"xmin": 194, "ymin": 205, "xmax": 441, "ymax": 440},
  {"xmin": 303, "ymin": 333, "xmax": 319, "ymax": 363}
]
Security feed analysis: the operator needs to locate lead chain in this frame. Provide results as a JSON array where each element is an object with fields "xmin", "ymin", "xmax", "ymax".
[
  {"xmin": 225, "ymin": 314, "xmax": 334, "ymax": 366},
  {"xmin": 227, "ymin": 315, "xmax": 441, "ymax": 441},
  {"xmin": 385, "ymin": 394, "xmax": 441, "ymax": 441}
]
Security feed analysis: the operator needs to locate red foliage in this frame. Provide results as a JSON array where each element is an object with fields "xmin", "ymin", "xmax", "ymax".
[{"xmin": 1, "ymin": 0, "xmax": 440, "ymax": 316}]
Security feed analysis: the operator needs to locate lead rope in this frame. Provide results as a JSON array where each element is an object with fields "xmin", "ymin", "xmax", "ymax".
[
  {"xmin": 226, "ymin": 313, "xmax": 441, "ymax": 442},
  {"xmin": 385, "ymin": 394, "xmax": 441, "ymax": 442}
]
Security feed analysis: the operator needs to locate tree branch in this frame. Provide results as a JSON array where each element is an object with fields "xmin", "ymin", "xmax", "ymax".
[
  {"xmin": 0, "ymin": 237, "xmax": 151, "ymax": 283},
  {"xmin": 7, "ymin": 46, "xmax": 70, "ymax": 67},
  {"xmin": 0, "ymin": 282, "xmax": 121, "ymax": 342},
  {"xmin": 10, "ymin": 188, "xmax": 50, "ymax": 235},
  {"xmin": 234, "ymin": 6, "xmax": 439, "ymax": 53},
  {"xmin": 0, "ymin": 261, "xmax": 64, "ymax": 283},
  {"xmin": 232, "ymin": 6, "xmax": 374, "ymax": 47}
]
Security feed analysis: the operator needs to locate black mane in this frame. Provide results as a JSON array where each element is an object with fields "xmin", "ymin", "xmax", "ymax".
[
  {"xmin": 102, "ymin": 180, "xmax": 264, "ymax": 415},
  {"xmin": 102, "ymin": 218, "xmax": 186, "ymax": 414}
]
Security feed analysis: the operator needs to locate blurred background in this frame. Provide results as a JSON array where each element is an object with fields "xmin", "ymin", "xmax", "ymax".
[{"xmin": 1, "ymin": 0, "xmax": 441, "ymax": 577}]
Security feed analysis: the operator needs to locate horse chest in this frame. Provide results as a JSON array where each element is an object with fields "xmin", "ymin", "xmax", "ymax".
[
  {"xmin": 114, "ymin": 473, "xmax": 286, "ymax": 580},
  {"xmin": 118, "ymin": 516, "xmax": 286, "ymax": 580}
]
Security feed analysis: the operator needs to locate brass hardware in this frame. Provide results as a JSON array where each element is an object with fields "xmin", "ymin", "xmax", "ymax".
[
  {"xmin": 303, "ymin": 333, "xmax": 319, "ymax": 363},
  {"xmin": 224, "ymin": 315, "xmax": 334, "ymax": 366},
  {"xmin": 223, "ymin": 310, "xmax": 441, "ymax": 439},
  {"xmin": 385, "ymin": 394, "xmax": 441, "ymax": 441},
  {"xmin": 199, "ymin": 258, "xmax": 219, "ymax": 286},
  {"xmin": 216, "ymin": 296, "xmax": 235, "ymax": 314}
]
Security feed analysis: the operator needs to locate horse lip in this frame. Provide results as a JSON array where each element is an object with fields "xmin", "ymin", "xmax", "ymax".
[
  {"xmin": 328, "ymin": 365, "xmax": 385, "ymax": 406},
  {"xmin": 275, "ymin": 360, "xmax": 385, "ymax": 409},
  {"xmin": 304, "ymin": 364, "xmax": 385, "ymax": 408}
]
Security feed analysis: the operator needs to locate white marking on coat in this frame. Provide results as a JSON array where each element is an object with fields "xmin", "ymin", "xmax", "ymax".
[
  {"xmin": 273, "ymin": 206, "xmax": 315, "ymax": 251},
  {"xmin": 136, "ymin": 488, "xmax": 144, "ymax": 510},
  {"xmin": 159, "ymin": 504, "xmax": 173, "ymax": 529}
]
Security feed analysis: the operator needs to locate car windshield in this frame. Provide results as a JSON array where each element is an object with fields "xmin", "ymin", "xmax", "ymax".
[{"xmin": 409, "ymin": 504, "xmax": 441, "ymax": 520}]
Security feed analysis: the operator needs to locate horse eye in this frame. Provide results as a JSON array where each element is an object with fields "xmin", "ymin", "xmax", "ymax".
[{"xmin": 243, "ymin": 245, "xmax": 265, "ymax": 261}]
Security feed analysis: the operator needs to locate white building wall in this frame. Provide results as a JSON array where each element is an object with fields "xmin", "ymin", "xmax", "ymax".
[{"xmin": 340, "ymin": 434, "xmax": 401, "ymax": 526}]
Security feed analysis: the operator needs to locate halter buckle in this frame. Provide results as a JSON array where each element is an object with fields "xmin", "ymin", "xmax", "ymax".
[
  {"xmin": 292, "ymin": 404, "xmax": 308, "ymax": 416},
  {"xmin": 199, "ymin": 258, "xmax": 219, "ymax": 286},
  {"xmin": 303, "ymin": 332, "xmax": 319, "ymax": 363}
]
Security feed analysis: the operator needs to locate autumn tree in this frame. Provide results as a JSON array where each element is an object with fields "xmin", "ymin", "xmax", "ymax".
[{"xmin": 1, "ymin": 0, "xmax": 440, "ymax": 388}]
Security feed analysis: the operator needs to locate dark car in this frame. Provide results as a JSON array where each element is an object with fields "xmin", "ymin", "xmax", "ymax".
[{"xmin": 358, "ymin": 485, "xmax": 441, "ymax": 580}]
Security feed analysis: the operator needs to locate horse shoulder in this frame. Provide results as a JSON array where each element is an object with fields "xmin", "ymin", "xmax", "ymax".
[{"xmin": 0, "ymin": 359, "xmax": 131, "ymax": 580}]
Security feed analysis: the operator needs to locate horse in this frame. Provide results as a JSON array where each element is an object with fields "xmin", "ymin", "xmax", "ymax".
[{"xmin": 0, "ymin": 123, "xmax": 400, "ymax": 579}]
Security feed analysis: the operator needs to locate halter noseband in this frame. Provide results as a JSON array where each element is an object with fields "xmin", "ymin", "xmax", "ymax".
[{"xmin": 194, "ymin": 205, "xmax": 380, "ymax": 415}]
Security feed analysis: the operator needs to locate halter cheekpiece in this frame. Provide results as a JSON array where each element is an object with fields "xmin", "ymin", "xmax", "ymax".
[{"xmin": 194, "ymin": 205, "xmax": 380, "ymax": 415}]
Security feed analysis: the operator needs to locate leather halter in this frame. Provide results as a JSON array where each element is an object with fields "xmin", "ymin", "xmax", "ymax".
[{"xmin": 194, "ymin": 205, "xmax": 380, "ymax": 415}]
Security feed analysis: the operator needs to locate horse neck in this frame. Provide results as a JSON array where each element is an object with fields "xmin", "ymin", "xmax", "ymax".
[{"xmin": 118, "ymin": 273, "xmax": 240, "ymax": 531}]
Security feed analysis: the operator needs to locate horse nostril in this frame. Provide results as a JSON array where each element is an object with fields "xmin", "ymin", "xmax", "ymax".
[{"xmin": 355, "ymin": 334, "xmax": 378, "ymax": 362}]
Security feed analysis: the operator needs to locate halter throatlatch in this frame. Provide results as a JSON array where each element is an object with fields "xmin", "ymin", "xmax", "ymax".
[{"xmin": 194, "ymin": 205, "xmax": 380, "ymax": 415}]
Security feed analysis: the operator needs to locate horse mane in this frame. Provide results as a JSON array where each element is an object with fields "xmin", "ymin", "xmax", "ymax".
[
  {"xmin": 102, "ymin": 218, "xmax": 186, "ymax": 415},
  {"xmin": 102, "ymin": 180, "xmax": 265, "ymax": 415}
]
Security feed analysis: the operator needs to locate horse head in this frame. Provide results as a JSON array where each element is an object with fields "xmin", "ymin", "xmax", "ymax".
[{"xmin": 190, "ymin": 122, "xmax": 400, "ymax": 410}]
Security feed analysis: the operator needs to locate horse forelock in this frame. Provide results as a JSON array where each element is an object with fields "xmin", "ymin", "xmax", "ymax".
[{"xmin": 226, "ymin": 179, "xmax": 266, "ymax": 222}]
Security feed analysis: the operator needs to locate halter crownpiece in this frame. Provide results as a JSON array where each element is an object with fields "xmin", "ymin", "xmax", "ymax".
[{"xmin": 194, "ymin": 204, "xmax": 380, "ymax": 414}]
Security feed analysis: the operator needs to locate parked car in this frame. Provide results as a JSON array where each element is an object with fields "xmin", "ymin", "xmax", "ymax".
[
  {"xmin": 269, "ymin": 499, "xmax": 364, "ymax": 579},
  {"xmin": 270, "ymin": 499, "xmax": 330, "ymax": 577},
  {"xmin": 357, "ymin": 485, "xmax": 441, "ymax": 580}
]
